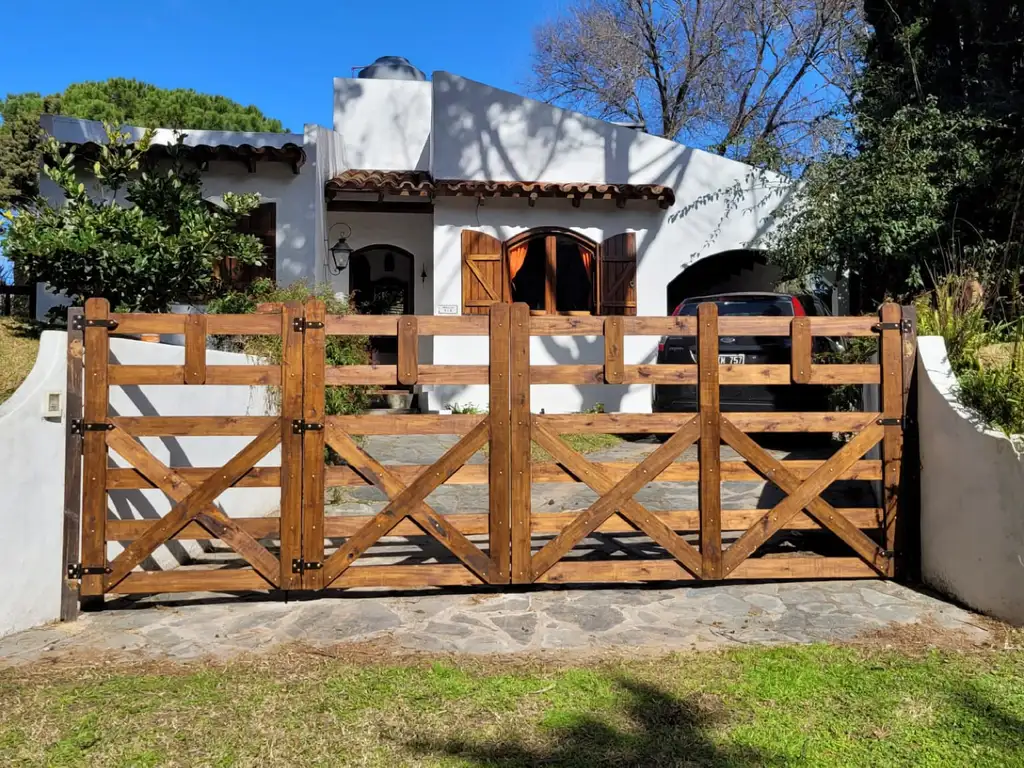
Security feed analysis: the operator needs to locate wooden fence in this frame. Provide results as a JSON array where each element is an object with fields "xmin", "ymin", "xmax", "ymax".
[{"xmin": 66, "ymin": 298, "xmax": 914, "ymax": 603}]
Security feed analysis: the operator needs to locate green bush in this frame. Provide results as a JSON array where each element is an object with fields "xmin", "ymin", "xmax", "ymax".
[
  {"xmin": 915, "ymin": 274, "xmax": 1024, "ymax": 435},
  {"xmin": 207, "ymin": 278, "xmax": 371, "ymax": 416},
  {"xmin": 957, "ymin": 363, "xmax": 1024, "ymax": 434}
]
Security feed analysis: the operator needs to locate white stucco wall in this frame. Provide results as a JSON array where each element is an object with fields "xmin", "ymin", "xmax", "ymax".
[
  {"xmin": 334, "ymin": 77, "xmax": 431, "ymax": 171},
  {"xmin": 0, "ymin": 332, "xmax": 279, "ymax": 638},
  {"xmin": 325, "ymin": 211, "xmax": 434, "ymax": 314},
  {"xmin": 429, "ymin": 197, "xmax": 658, "ymax": 413},
  {"xmin": 34, "ymin": 117, "xmax": 322, "ymax": 319},
  {"xmin": 425, "ymin": 74, "xmax": 793, "ymax": 413},
  {"xmin": 918, "ymin": 336, "xmax": 1024, "ymax": 625},
  {"xmin": 0, "ymin": 332, "xmax": 68, "ymax": 638}
]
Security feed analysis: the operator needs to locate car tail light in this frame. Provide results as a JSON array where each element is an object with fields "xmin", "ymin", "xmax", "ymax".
[
  {"xmin": 791, "ymin": 297, "xmax": 807, "ymax": 316},
  {"xmin": 671, "ymin": 303, "xmax": 684, "ymax": 316},
  {"xmin": 658, "ymin": 338, "xmax": 666, "ymax": 354}
]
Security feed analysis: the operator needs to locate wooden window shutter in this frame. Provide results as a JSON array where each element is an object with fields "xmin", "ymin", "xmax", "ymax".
[
  {"xmin": 598, "ymin": 232, "xmax": 637, "ymax": 316},
  {"xmin": 220, "ymin": 202, "xmax": 277, "ymax": 288},
  {"xmin": 461, "ymin": 230, "xmax": 508, "ymax": 315}
]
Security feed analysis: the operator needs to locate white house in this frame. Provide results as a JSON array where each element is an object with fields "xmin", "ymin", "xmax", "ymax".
[{"xmin": 37, "ymin": 57, "xmax": 795, "ymax": 414}]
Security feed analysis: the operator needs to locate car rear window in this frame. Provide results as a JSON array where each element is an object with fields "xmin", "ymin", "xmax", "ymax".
[{"xmin": 675, "ymin": 298, "xmax": 794, "ymax": 317}]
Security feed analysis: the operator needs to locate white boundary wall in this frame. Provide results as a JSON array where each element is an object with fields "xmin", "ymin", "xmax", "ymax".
[
  {"xmin": 0, "ymin": 332, "xmax": 278, "ymax": 638},
  {"xmin": 918, "ymin": 336, "xmax": 1024, "ymax": 625}
]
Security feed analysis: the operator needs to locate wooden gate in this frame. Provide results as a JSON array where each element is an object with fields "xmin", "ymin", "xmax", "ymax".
[
  {"xmin": 69, "ymin": 298, "xmax": 912, "ymax": 602},
  {"xmin": 505, "ymin": 303, "xmax": 912, "ymax": 585}
]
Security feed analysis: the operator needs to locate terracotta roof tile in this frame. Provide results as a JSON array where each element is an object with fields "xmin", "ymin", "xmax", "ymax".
[
  {"xmin": 325, "ymin": 170, "xmax": 674, "ymax": 208},
  {"xmin": 326, "ymin": 169, "xmax": 434, "ymax": 196}
]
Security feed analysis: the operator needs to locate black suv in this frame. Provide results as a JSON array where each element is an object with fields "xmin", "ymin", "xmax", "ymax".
[{"xmin": 653, "ymin": 292, "xmax": 837, "ymax": 413}]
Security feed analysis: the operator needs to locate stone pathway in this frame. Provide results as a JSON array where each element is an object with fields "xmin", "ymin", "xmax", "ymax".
[
  {"xmin": 326, "ymin": 435, "xmax": 876, "ymax": 517},
  {"xmin": 0, "ymin": 581, "xmax": 989, "ymax": 666}
]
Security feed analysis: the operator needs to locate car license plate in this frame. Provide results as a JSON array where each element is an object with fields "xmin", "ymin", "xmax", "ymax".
[{"xmin": 719, "ymin": 354, "xmax": 745, "ymax": 365}]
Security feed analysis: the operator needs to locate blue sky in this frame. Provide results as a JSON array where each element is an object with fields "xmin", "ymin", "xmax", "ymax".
[{"xmin": 1, "ymin": 0, "xmax": 563, "ymax": 132}]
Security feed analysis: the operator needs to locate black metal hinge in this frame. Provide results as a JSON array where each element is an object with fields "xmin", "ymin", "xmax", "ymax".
[
  {"xmin": 71, "ymin": 316, "xmax": 119, "ymax": 332},
  {"xmin": 292, "ymin": 420, "xmax": 324, "ymax": 434},
  {"xmin": 872, "ymin": 320, "xmax": 912, "ymax": 333},
  {"xmin": 69, "ymin": 420, "xmax": 114, "ymax": 435},
  {"xmin": 67, "ymin": 563, "xmax": 111, "ymax": 579},
  {"xmin": 291, "ymin": 558, "xmax": 323, "ymax": 574},
  {"xmin": 292, "ymin": 318, "xmax": 325, "ymax": 332},
  {"xmin": 877, "ymin": 417, "xmax": 904, "ymax": 427}
]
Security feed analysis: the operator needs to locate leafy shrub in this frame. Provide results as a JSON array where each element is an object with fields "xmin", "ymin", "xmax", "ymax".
[
  {"xmin": 957, "ymin": 363, "xmax": 1024, "ymax": 434},
  {"xmin": 915, "ymin": 273, "xmax": 991, "ymax": 367},
  {"xmin": 915, "ymin": 273, "xmax": 1024, "ymax": 434},
  {"xmin": 444, "ymin": 401, "xmax": 484, "ymax": 415},
  {"xmin": 207, "ymin": 278, "xmax": 371, "ymax": 416}
]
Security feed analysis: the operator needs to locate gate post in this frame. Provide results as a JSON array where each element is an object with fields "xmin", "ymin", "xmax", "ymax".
[
  {"xmin": 80, "ymin": 298, "xmax": 110, "ymax": 605},
  {"xmin": 698, "ymin": 303, "xmax": 722, "ymax": 579},
  {"xmin": 879, "ymin": 302, "xmax": 905, "ymax": 577},
  {"xmin": 300, "ymin": 298, "xmax": 327, "ymax": 589},
  {"xmin": 278, "ymin": 301, "xmax": 305, "ymax": 590},
  {"xmin": 509, "ymin": 302, "xmax": 533, "ymax": 583},
  {"xmin": 488, "ymin": 303, "xmax": 512, "ymax": 583},
  {"xmin": 61, "ymin": 308, "xmax": 84, "ymax": 620}
]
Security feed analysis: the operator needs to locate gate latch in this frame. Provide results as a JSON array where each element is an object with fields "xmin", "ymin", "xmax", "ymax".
[
  {"xmin": 877, "ymin": 417, "xmax": 904, "ymax": 427},
  {"xmin": 67, "ymin": 563, "xmax": 111, "ymax": 579},
  {"xmin": 292, "ymin": 558, "xmax": 323, "ymax": 574},
  {"xmin": 70, "ymin": 420, "xmax": 114, "ymax": 435},
  {"xmin": 292, "ymin": 318, "xmax": 325, "ymax": 332},
  {"xmin": 292, "ymin": 420, "xmax": 324, "ymax": 434}
]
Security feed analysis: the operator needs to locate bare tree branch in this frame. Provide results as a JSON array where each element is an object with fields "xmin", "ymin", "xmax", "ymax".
[{"xmin": 530, "ymin": 0, "xmax": 864, "ymax": 172}]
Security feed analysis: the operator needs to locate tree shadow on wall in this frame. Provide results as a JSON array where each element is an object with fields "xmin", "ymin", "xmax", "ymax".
[{"xmin": 402, "ymin": 676, "xmax": 781, "ymax": 768}]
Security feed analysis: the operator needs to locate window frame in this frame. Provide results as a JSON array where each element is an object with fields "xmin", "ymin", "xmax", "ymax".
[{"xmin": 507, "ymin": 228, "xmax": 598, "ymax": 316}]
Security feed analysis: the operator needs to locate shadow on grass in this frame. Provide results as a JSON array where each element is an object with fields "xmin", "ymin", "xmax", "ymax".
[
  {"xmin": 0, "ymin": 315, "xmax": 45, "ymax": 339},
  {"xmin": 405, "ymin": 676, "xmax": 779, "ymax": 768}
]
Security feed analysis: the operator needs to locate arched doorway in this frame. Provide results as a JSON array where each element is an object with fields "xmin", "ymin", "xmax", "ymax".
[
  {"xmin": 666, "ymin": 249, "xmax": 781, "ymax": 314},
  {"xmin": 348, "ymin": 245, "xmax": 415, "ymax": 362},
  {"xmin": 506, "ymin": 228, "xmax": 598, "ymax": 314}
]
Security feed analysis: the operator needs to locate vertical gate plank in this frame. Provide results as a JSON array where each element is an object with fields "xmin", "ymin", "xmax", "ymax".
[
  {"xmin": 278, "ymin": 302, "xmax": 304, "ymax": 590},
  {"xmin": 301, "ymin": 298, "xmax": 327, "ymax": 589},
  {"xmin": 488, "ymin": 303, "xmax": 511, "ymax": 583},
  {"xmin": 509, "ymin": 302, "xmax": 533, "ymax": 583},
  {"xmin": 397, "ymin": 316, "xmax": 419, "ymax": 385},
  {"xmin": 184, "ymin": 314, "xmax": 207, "ymax": 385},
  {"xmin": 791, "ymin": 316, "xmax": 812, "ymax": 384},
  {"xmin": 880, "ymin": 302, "xmax": 904, "ymax": 577},
  {"xmin": 698, "ymin": 302, "xmax": 722, "ymax": 580},
  {"xmin": 61, "ymin": 308, "xmax": 84, "ymax": 621},
  {"xmin": 604, "ymin": 316, "xmax": 624, "ymax": 384},
  {"xmin": 81, "ymin": 298, "xmax": 110, "ymax": 602}
]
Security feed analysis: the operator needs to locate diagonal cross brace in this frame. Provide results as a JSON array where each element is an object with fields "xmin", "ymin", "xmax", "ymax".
[
  {"xmin": 321, "ymin": 419, "xmax": 495, "ymax": 584},
  {"xmin": 719, "ymin": 419, "xmax": 889, "ymax": 576},
  {"xmin": 530, "ymin": 415, "xmax": 703, "ymax": 579},
  {"xmin": 104, "ymin": 422, "xmax": 283, "ymax": 589}
]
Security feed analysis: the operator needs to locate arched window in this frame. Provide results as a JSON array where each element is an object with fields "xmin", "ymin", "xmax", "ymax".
[
  {"xmin": 460, "ymin": 228, "xmax": 636, "ymax": 316},
  {"xmin": 507, "ymin": 229, "xmax": 596, "ymax": 315}
]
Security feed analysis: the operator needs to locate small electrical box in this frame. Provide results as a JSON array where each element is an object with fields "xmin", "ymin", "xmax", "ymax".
[{"xmin": 43, "ymin": 390, "xmax": 63, "ymax": 419}]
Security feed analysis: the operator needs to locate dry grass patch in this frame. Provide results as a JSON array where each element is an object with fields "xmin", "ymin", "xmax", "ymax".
[{"xmin": 0, "ymin": 317, "xmax": 42, "ymax": 403}]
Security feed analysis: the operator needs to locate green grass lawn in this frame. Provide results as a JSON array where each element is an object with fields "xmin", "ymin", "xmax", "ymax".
[
  {"xmin": 2, "ymin": 643, "xmax": 1022, "ymax": 767},
  {"xmin": 0, "ymin": 316, "xmax": 42, "ymax": 403}
]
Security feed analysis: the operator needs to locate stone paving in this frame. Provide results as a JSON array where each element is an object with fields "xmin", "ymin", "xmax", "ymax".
[
  {"xmin": 325, "ymin": 435, "xmax": 876, "ymax": 517},
  {"xmin": 0, "ymin": 434, "xmax": 955, "ymax": 667},
  {"xmin": 0, "ymin": 580, "xmax": 989, "ymax": 666}
]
